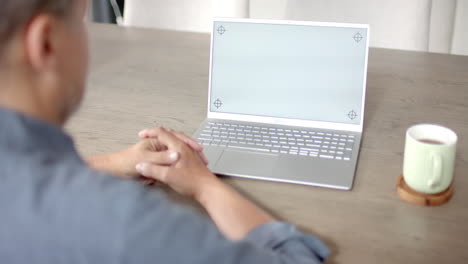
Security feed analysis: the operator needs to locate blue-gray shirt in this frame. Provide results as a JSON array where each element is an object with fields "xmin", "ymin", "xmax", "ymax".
[{"xmin": 0, "ymin": 107, "xmax": 328, "ymax": 263}]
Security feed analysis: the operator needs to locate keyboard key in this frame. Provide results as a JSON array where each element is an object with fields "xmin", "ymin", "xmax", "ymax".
[
  {"xmin": 201, "ymin": 123, "xmax": 356, "ymax": 161},
  {"xmin": 228, "ymin": 145, "xmax": 270, "ymax": 152},
  {"xmin": 300, "ymin": 147, "xmax": 319, "ymax": 152},
  {"xmin": 320, "ymin": 154, "xmax": 334, "ymax": 159}
]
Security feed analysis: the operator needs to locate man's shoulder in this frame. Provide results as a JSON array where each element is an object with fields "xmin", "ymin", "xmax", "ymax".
[
  {"xmin": 0, "ymin": 153, "xmax": 169, "ymax": 258},
  {"xmin": 0, "ymin": 150, "xmax": 165, "ymax": 232}
]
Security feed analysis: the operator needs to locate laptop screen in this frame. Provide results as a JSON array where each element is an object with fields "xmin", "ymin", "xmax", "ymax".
[{"xmin": 209, "ymin": 20, "xmax": 368, "ymax": 125}]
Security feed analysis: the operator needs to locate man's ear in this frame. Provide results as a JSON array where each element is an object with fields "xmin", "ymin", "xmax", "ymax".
[{"xmin": 23, "ymin": 14, "xmax": 58, "ymax": 71}]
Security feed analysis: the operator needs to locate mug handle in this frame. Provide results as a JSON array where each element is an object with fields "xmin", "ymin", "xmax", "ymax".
[{"xmin": 428, "ymin": 152, "xmax": 443, "ymax": 188}]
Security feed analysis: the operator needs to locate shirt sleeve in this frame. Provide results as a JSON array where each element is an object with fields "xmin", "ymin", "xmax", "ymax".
[
  {"xmin": 78, "ymin": 173, "xmax": 329, "ymax": 264},
  {"xmin": 244, "ymin": 221, "xmax": 329, "ymax": 263}
]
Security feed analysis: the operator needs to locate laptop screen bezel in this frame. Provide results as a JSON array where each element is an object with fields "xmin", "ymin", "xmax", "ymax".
[{"xmin": 207, "ymin": 18, "xmax": 370, "ymax": 133}]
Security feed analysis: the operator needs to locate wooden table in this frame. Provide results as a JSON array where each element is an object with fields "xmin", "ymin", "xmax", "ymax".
[{"xmin": 67, "ymin": 23, "xmax": 468, "ymax": 264}]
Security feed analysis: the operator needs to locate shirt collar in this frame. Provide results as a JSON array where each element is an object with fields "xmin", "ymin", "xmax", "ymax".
[{"xmin": 0, "ymin": 107, "xmax": 75, "ymax": 154}]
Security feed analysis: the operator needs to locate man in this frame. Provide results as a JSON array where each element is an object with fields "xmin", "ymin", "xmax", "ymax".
[{"xmin": 0, "ymin": 0, "xmax": 328, "ymax": 263}]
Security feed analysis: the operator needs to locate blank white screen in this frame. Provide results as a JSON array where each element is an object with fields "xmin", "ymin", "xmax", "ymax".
[{"xmin": 210, "ymin": 21, "xmax": 368, "ymax": 125}]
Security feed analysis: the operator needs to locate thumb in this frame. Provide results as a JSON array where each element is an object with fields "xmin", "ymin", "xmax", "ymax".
[{"xmin": 135, "ymin": 162, "xmax": 171, "ymax": 183}]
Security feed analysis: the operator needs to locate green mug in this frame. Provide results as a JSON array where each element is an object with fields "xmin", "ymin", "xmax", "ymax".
[{"xmin": 403, "ymin": 124, "xmax": 457, "ymax": 194}]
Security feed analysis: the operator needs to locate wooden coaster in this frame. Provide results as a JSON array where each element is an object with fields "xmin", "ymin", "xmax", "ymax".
[{"xmin": 396, "ymin": 175, "xmax": 453, "ymax": 206}]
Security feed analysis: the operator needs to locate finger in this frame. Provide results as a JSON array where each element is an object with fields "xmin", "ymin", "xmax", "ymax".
[
  {"xmin": 136, "ymin": 162, "xmax": 172, "ymax": 183},
  {"xmin": 198, "ymin": 150, "xmax": 209, "ymax": 165},
  {"xmin": 145, "ymin": 138, "xmax": 168, "ymax": 152},
  {"xmin": 172, "ymin": 131, "xmax": 203, "ymax": 151},
  {"xmin": 138, "ymin": 127, "xmax": 165, "ymax": 139},
  {"xmin": 166, "ymin": 130, "xmax": 207, "ymax": 165},
  {"xmin": 144, "ymin": 127, "xmax": 187, "ymax": 151},
  {"xmin": 144, "ymin": 150, "xmax": 179, "ymax": 165},
  {"xmin": 140, "ymin": 177, "xmax": 157, "ymax": 186},
  {"xmin": 138, "ymin": 129, "xmax": 150, "ymax": 138},
  {"xmin": 140, "ymin": 128, "xmax": 203, "ymax": 152}
]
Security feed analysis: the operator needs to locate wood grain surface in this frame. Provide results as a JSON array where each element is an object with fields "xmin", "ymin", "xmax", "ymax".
[{"xmin": 66, "ymin": 23, "xmax": 468, "ymax": 264}]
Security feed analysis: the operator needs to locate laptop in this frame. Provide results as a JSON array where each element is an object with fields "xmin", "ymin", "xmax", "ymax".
[{"xmin": 193, "ymin": 18, "xmax": 369, "ymax": 190}]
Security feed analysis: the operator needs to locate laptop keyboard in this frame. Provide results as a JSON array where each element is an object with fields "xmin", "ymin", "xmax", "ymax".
[{"xmin": 196, "ymin": 121, "xmax": 355, "ymax": 160}]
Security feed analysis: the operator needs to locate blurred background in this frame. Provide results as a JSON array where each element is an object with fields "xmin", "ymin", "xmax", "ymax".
[{"xmin": 89, "ymin": 0, "xmax": 468, "ymax": 55}]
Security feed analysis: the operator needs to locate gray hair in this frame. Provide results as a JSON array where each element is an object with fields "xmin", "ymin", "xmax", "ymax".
[{"xmin": 0, "ymin": 0, "xmax": 73, "ymax": 54}]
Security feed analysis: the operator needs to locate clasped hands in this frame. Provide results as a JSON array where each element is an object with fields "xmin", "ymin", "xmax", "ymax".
[{"xmin": 87, "ymin": 127, "xmax": 217, "ymax": 198}]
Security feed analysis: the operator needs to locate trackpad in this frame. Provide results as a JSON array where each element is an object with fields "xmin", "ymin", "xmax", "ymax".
[{"xmin": 214, "ymin": 150, "xmax": 278, "ymax": 177}]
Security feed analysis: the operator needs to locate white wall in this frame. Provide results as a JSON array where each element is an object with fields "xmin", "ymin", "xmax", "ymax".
[
  {"xmin": 123, "ymin": 0, "xmax": 248, "ymax": 32},
  {"xmin": 452, "ymin": 0, "xmax": 468, "ymax": 55},
  {"xmin": 122, "ymin": 0, "xmax": 468, "ymax": 55},
  {"xmin": 250, "ymin": 0, "xmax": 433, "ymax": 52}
]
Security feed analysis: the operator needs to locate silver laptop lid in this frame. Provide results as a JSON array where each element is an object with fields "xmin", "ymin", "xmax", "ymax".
[{"xmin": 207, "ymin": 18, "xmax": 370, "ymax": 132}]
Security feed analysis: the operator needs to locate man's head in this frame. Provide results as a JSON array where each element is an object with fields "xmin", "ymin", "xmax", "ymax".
[{"xmin": 0, "ymin": 0, "xmax": 88, "ymax": 125}]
